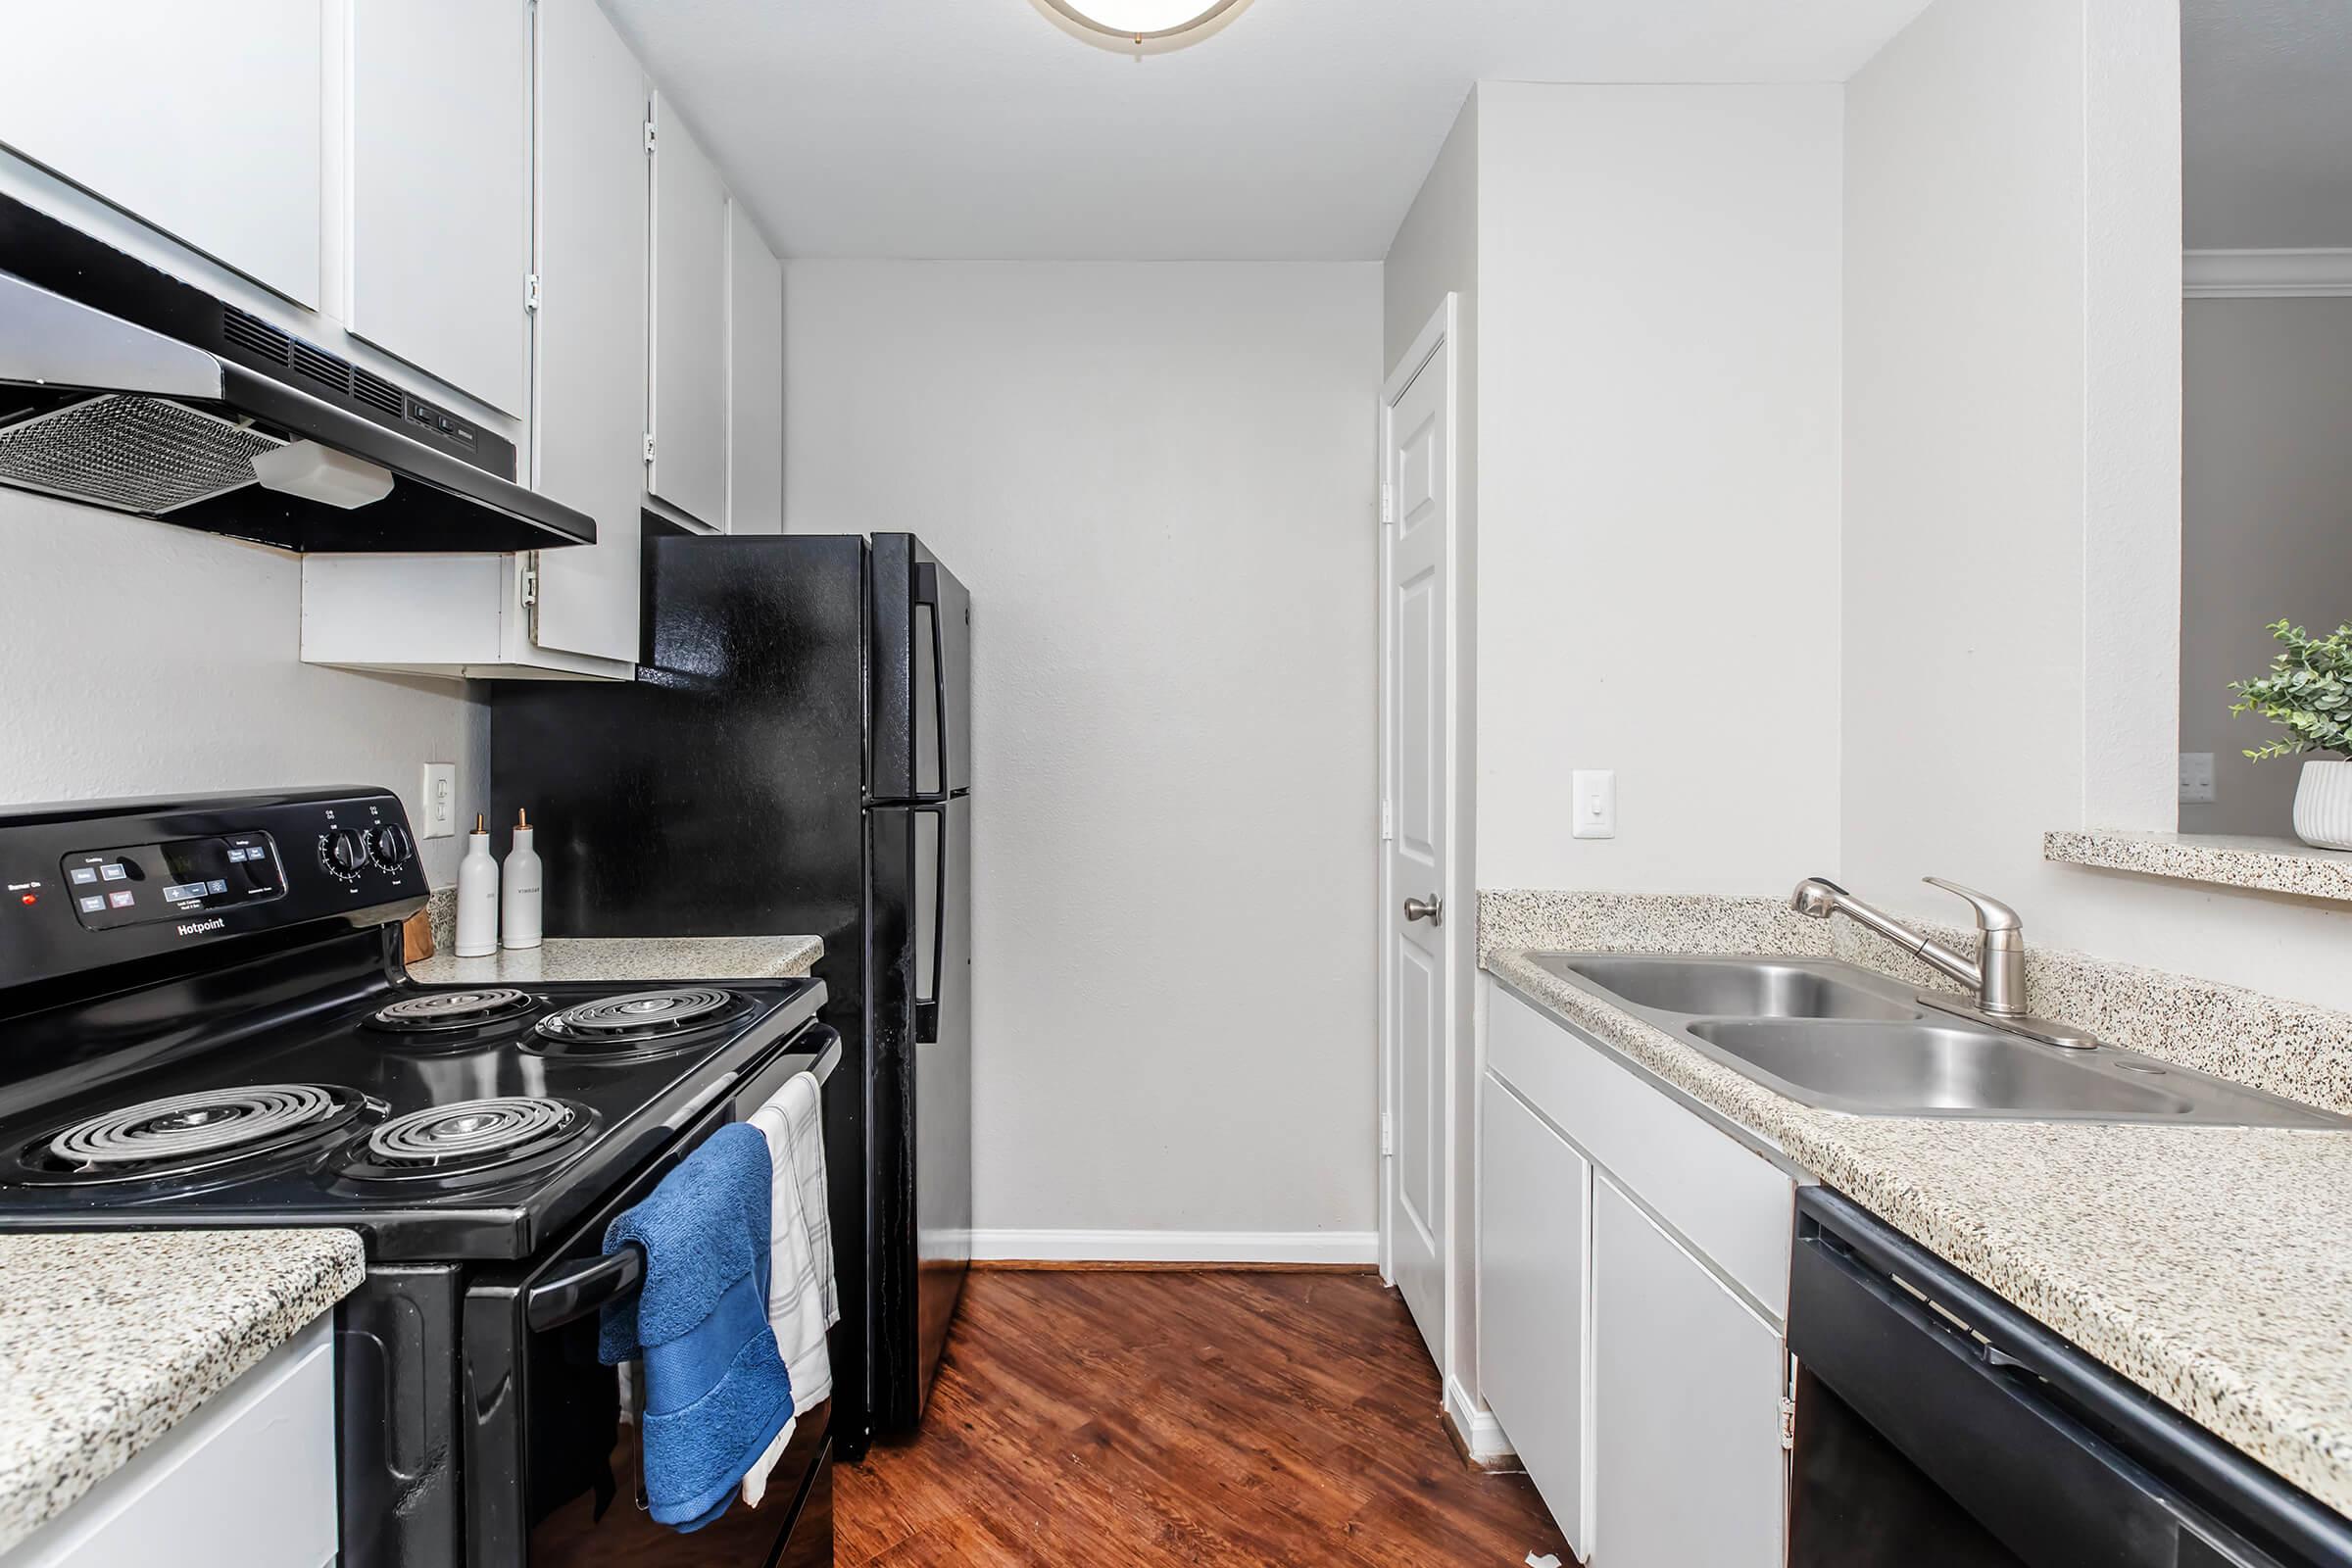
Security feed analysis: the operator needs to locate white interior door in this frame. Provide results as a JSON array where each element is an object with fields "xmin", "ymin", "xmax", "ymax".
[{"xmin": 1381, "ymin": 301, "xmax": 1456, "ymax": 1369}]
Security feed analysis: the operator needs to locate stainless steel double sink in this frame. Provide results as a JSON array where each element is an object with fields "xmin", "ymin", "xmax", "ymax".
[{"xmin": 1526, "ymin": 954, "xmax": 2348, "ymax": 1128}]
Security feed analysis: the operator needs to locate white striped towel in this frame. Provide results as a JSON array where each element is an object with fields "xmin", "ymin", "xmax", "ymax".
[{"xmin": 740, "ymin": 1069, "xmax": 837, "ymax": 1507}]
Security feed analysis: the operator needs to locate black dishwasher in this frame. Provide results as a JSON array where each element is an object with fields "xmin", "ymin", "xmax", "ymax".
[{"xmin": 1788, "ymin": 1189, "xmax": 2352, "ymax": 1568}]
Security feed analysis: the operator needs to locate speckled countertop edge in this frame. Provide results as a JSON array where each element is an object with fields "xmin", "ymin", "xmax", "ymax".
[
  {"xmin": 2045, "ymin": 829, "xmax": 2352, "ymax": 904},
  {"xmin": 1479, "ymin": 891, "xmax": 2352, "ymax": 1517},
  {"xmin": 0, "ymin": 1229, "xmax": 366, "ymax": 1552},
  {"xmin": 407, "ymin": 933, "xmax": 822, "ymax": 986}
]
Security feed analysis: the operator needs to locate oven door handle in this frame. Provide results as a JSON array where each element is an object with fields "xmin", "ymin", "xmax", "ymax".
[{"xmin": 524, "ymin": 1241, "xmax": 645, "ymax": 1333}]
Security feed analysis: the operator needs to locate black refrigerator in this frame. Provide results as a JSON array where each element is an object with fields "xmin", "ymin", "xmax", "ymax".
[{"xmin": 490, "ymin": 532, "xmax": 971, "ymax": 1456}]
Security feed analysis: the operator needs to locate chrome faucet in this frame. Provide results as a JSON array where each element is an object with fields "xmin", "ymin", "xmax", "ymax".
[{"xmin": 1788, "ymin": 875, "xmax": 2028, "ymax": 1017}]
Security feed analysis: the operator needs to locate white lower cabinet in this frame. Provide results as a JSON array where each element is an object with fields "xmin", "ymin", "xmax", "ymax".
[
  {"xmin": 1592, "ymin": 1175, "xmax": 1788, "ymax": 1568},
  {"xmin": 1, "ymin": 1316, "xmax": 336, "ymax": 1568},
  {"xmin": 1480, "ymin": 978, "xmax": 1795, "ymax": 1566},
  {"xmin": 1479, "ymin": 1074, "xmax": 1591, "ymax": 1555}
]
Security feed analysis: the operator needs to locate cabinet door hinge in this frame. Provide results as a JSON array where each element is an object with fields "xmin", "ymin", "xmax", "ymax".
[
  {"xmin": 1380, "ymin": 799, "xmax": 1395, "ymax": 842},
  {"xmin": 524, "ymin": 272, "xmax": 540, "ymax": 313},
  {"xmin": 519, "ymin": 557, "xmax": 540, "ymax": 609},
  {"xmin": 1379, "ymin": 479, "xmax": 1395, "ymax": 525},
  {"xmin": 1380, "ymin": 1109, "xmax": 1393, "ymax": 1157},
  {"xmin": 643, "ymin": 119, "xmax": 658, "ymax": 155},
  {"xmin": 1779, "ymin": 1394, "xmax": 1796, "ymax": 1451},
  {"xmin": 643, "ymin": 432, "xmax": 657, "ymax": 465}
]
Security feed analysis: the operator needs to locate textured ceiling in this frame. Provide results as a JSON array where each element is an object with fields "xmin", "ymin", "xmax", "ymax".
[
  {"xmin": 602, "ymin": 0, "xmax": 1935, "ymax": 261},
  {"xmin": 2183, "ymin": 0, "xmax": 2352, "ymax": 249}
]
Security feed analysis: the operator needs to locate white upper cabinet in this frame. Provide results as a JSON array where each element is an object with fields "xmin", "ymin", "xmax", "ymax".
[
  {"xmin": 0, "ymin": 0, "xmax": 324, "ymax": 308},
  {"xmin": 648, "ymin": 94, "xmax": 730, "ymax": 529},
  {"xmin": 529, "ymin": 0, "xmax": 651, "ymax": 664},
  {"xmin": 726, "ymin": 205, "xmax": 785, "ymax": 534},
  {"xmin": 348, "ymin": 0, "xmax": 532, "ymax": 415}
]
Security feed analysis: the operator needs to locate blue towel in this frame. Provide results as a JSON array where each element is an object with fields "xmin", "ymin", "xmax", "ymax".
[{"xmin": 599, "ymin": 1121, "xmax": 796, "ymax": 1531}]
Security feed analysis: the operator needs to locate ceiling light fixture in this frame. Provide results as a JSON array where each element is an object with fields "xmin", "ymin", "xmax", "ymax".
[{"xmin": 1030, "ymin": 0, "xmax": 1255, "ymax": 56}]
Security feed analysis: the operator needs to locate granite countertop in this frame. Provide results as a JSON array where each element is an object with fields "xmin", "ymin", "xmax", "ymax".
[
  {"xmin": 2045, "ymin": 827, "xmax": 2352, "ymax": 905},
  {"xmin": 1481, "ymin": 896, "xmax": 2352, "ymax": 1518},
  {"xmin": 0, "ymin": 1229, "xmax": 366, "ymax": 1552},
  {"xmin": 408, "ymin": 933, "xmax": 822, "ymax": 986}
]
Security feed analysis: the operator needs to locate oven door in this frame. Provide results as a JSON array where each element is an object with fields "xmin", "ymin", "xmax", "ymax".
[{"xmin": 461, "ymin": 1025, "xmax": 841, "ymax": 1568}]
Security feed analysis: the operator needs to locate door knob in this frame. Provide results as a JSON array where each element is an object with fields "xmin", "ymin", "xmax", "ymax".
[{"xmin": 1403, "ymin": 895, "xmax": 1444, "ymax": 926}]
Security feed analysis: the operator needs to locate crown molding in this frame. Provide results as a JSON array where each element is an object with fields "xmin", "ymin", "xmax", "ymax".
[{"xmin": 2183, "ymin": 248, "xmax": 2352, "ymax": 299}]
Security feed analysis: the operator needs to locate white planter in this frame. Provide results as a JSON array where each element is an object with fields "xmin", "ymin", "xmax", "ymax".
[{"xmin": 2291, "ymin": 760, "xmax": 2352, "ymax": 850}]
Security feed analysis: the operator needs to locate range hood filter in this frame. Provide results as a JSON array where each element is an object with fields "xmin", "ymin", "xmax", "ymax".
[{"xmin": 0, "ymin": 393, "xmax": 281, "ymax": 514}]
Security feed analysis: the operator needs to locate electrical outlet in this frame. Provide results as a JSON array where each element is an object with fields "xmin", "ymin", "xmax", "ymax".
[
  {"xmin": 1572, "ymin": 770, "xmax": 1617, "ymax": 839},
  {"xmin": 419, "ymin": 762, "xmax": 459, "ymax": 838},
  {"xmin": 2179, "ymin": 752, "xmax": 2216, "ymax": 805}
]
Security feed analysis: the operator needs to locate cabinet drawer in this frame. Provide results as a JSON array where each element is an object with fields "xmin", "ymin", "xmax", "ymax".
[
  {"xmin": 1488, "ymin": 980, "xmax": 1793, "ymax": 1316},
  {"xmin": 4, "ymin": 1316, "xmax": 336, "ymax": 1568}
]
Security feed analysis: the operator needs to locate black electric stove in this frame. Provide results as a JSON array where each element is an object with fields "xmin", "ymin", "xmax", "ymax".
[{"xmin": 0, "ymin": 789, "xmax": 838, "ymax": 1568}]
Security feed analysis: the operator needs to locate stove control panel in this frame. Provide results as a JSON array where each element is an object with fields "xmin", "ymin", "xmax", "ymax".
[
  {"xmin": 62, "ymin": 831, "xmax": 286, "ymax": 931},
  {"xmin": 0, "ymin": 788, "xmax": 428, "ymax": 1000}
]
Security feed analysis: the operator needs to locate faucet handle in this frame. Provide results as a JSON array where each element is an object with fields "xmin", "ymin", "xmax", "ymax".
[{"xmin": 1922, "ymin": 877, "xmax": 2022, "ymax": 934}]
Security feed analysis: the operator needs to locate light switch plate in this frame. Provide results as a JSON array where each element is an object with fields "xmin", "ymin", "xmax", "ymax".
[
  {"xmin": 1572, "ymin": 769, "xmax": 1617, "ymax": 839},
  {"xmin": 2179, "ymin": 752, "xmax": 2216, "ymax": 805},
  {"xmin": 420, "ymin": 762, "xmax": 459, "ymax": 838}
]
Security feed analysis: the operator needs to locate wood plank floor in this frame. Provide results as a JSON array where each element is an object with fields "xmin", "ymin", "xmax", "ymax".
[{"xmin": 837, "ymin": 1270, "xmax": 1570, "ymax": 1565}]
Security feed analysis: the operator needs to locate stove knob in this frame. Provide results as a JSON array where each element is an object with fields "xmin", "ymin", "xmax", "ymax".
[
  {"xmin": 370, "ymin": 822, "xmax": 414, "ymax": 870},
  {"xmin": 323, "ymin": 827, "xmax": 368, "ymax": 878}
]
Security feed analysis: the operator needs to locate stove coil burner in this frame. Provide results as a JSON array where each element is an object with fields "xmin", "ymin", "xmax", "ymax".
[
  {"xmin": 530, "ymin": 987, "xmax": 754, "ymax": 1061},
  {"xmin": 342, "ymin": 1097, "xmax": 594, "ymax": 1183},
  {"xmin": 366, "ymin": 988, "xmax": 542, "ymax": 1035},
  {"xmin": 20, "ymin": 1083, "xmax": 372, "ymax": 1185}
]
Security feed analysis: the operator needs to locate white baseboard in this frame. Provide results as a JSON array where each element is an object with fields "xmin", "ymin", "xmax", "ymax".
[
  {"xmin": 967, "ymin": 1228, "xmax": 1381, "ymax": 1265},
  {"xmin": 1445, "ymin": 1376, "xmax": 1521, "ymax": 1468}
]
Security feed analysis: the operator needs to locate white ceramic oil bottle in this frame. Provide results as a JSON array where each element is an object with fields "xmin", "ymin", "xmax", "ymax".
[
  {"xmin": 455, "ymin": 814, "xmax": 500, "ymax": 957},
  {"xmin": 501, "ymin": 808, "xmax": 543, "ymax": 950}
]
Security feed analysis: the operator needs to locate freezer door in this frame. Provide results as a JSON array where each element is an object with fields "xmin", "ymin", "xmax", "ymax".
[
  {"xmin": 870, "ymin": 533, "xmax": 971, "ymax": 802},
  {"xmin": 866, "ymin": 796, "xmax": 971, "ymax": 1433}
]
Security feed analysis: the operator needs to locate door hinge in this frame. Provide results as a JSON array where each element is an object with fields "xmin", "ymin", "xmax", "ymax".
[
  {"xmin": 644, "ymin": 119, "xmax": 658, "ymax": 155},
  {"xmin": 1380, "ymin": 479, "xmax": 1395, "ymax": 525},
  {"xmin": 1780, "ymin": 1393, "xmax": 1796, "ymax": 1451},
  {"xmin": 1380, "ymin": 799, "xmax": 1395, "ymax": 842},
  {"xmin": 518, "ymin": 557, "xmax": 540, "ymax": 609},
  {"xmin": 1380, "ymin": 1109, "xmax": 1393, "ymax": 1157},
  {"xmin": 524, "ymin": 272, "xmax": 540, "ymax": 313},
  {"xmin": 643, "ymin": 432, "xmax": 657, "ymax": 465}
]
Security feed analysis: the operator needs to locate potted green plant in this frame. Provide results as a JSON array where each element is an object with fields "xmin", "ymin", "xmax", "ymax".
[{"xmin": 2229, "ymin": 620, "xmax": 2352, "ymax": 849}]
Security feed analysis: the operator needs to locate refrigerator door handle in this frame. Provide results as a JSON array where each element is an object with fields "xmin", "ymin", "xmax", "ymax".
[
  {"xmin": 916, "ymin": 804, "xmax": 947, "ymax": 1044},
  {"xmin": 913, "ymin": 562, "xmax": 950, "ymax": 804}
]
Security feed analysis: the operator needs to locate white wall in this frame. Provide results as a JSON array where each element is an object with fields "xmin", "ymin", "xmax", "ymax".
[
  {"xmin": 0, "ymin": 493, "xmax": 488, "ymax": 888},
  {"xmin": 783, "ymin": 260, "xmax": 1383, "ymax": 1249},
  {"xmin": 2180, "ymin": 299, "xmax": 2352, "ymax": 837},
  {"xmin": 1475, "ymin": 83, "xmax": 1845, "ymax": 894},
  {"xmin": 1841, "ymin": 0, "xmax": 2352, "ymax": 1012}
]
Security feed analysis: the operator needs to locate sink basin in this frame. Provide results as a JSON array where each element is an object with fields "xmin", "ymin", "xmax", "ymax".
[
  {"xmin": 1521, "ymin": 951, "xmax": 2351, "ymax": 1128},
  {"xmin": 1529, "ymin": 954, "xmax": 1917, "ymax": 1021},
  {"xmin": 1684, "ymin": 1019, "xmax": 2200, "ymax": 1119}
]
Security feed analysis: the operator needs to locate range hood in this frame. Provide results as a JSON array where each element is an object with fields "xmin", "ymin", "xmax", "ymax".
[{"xmin": 0, "ymin": 194, "xmax": 593, "ymax": 553}]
